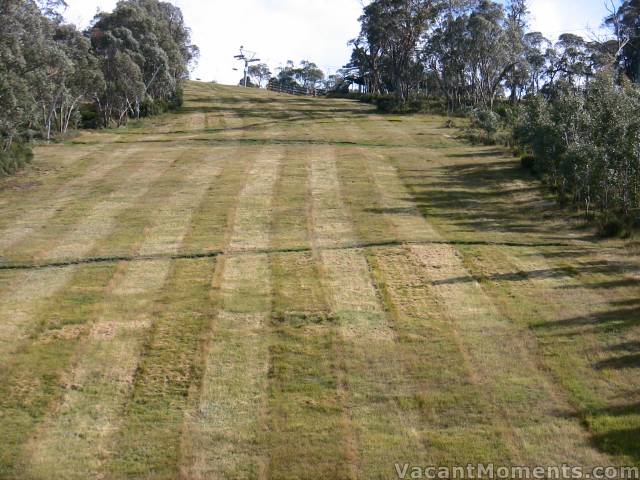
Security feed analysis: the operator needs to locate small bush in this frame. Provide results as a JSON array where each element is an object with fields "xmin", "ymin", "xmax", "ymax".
[
  {"xmin": 376, "ymin": 96, "xmax": 403, "ymax": 113},
  {"xmin": 170, "ymin": 85, "xmax": 184, "ymax": 109},
  {"xmin": 470, "ymin": 108, "xmax": 500, "ymax": 139},
  {"xmin": 0, "ymin": 143, "xmax": 33, "ymax": 178},
  {"xmin": 464, "ymin": 130, "xmax": 497, "ymax": 145},
  {"xmin": 80, "ymin": 103, "xmax": 101, "ymax": 129},
  {"xmin": 375, "ymin": 95, "xmax": 443, "ymax": 114},
  {"xmin": 597, "ymin": 217, "xmax": 630, "ymax": 238},
  {"xmin": 140, "ymin": 98, "xmax": 170, "ymax": 117},
  {"xmin": 520, "ymin": 155, "xmax": 537, "ymax": 172},
  {"xmin": 356, "ymin": 93, "xmax": 379, "ymax": 104}
]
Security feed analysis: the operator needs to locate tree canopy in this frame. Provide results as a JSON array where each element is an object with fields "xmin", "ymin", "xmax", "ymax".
[{"xmin": 0, "ymin": 0, "xmax": 198, "ymax": 156}]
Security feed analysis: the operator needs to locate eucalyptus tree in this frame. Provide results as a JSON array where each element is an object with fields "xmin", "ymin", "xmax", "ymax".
[
  {"xmin": 424, "ymin": 3, "xmax": 472, "ymax": 108},
  {"xmin": 0, "ymin": 0, "xmax": 98, "ymax": 142},
  {"xmin": 248, "ymin": 63, "xmax": 271, "ymax": 88},
  {"xmin": 606, "ymin": 0, "xmax": 640, "ymax": 83},
  {"xmin": 90, "ymin": 0, "xmax": 198, "ymax": 124},
  {"xmin": 522, "ymin": 31, "xmax": 551, "ymax": 95},
  {"xmin": 89, "ymin": 22, "xmax": 146, "ymax": 124},
  {"xmin": 359, "ymin": 0, "xmax": 443, "ymax": 101},
  {"xmin": 0, "ymin": 0, "xmax": 197, "ymax": 177},
  {"xmin": 545, "ymin": 34, "xmax": 593, "ymax": 87},
  {"xmin": 53, "ymin": 25, "xmax": 104, "ymax": 134},
  {"xmin": 0, "ymin": 0, "xmax": 40, "ymax": 148},
  {"xmin": 503, "ymin": 0, "xmax": 530, "ymax": 102},
  {"xmin": 349, "ymin": 1, "xmax": 388, "ymax": 94},
  {"xmin": 295, "ymin": 61, "xmax": 325, "ymax": 91},
  {"xmin": 274, "ymin": 61, "xmax": 300, "ymax": 90}
]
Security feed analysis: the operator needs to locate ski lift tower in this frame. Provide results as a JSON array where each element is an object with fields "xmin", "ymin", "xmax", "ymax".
[{"xmin": 234, "ymin": 46, "xmax": 261, "ymax": 88}]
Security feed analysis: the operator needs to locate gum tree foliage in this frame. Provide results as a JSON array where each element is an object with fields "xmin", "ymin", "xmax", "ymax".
[
  {"xmin": 295, "ymin": 60, "xmax": 325, "ymax": 91},
  {"xmin": 354, "ymin": 0, "xmax": 441, "ymax": 100},
  {"xmin": 606, "ymin": 0, "xmax": 640, "ymax": 83},
  {"xmin": 0, "ymin": 0, "xmax": 100, "ymax": 145},
  {"xmin": 0, "ymin": 0, "xmax": 198, "ymax": 157},
  {"xmin": 346, "ymin": 0, "xmax": 632, "ymax": 106},
  {"xmin": 515, "ymin": 73, "xmax": 640, "ymax": 228},
  {"xmin": 90, "ymin": 0, "xmax": 199, "ymax": 125},
  {"xmin": 269, "ymin": 60, "xmax": 325, "ymax": 92},
  {"xmin": 248, "ymin": 63, "xmax": 272, "ymax": 88}
]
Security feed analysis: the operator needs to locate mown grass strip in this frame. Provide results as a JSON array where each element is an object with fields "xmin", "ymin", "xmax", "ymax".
[
  {"xmin": 181, "ymin": 254, "xmax": 271, "ymax": 480},
  {"xmin": 310, "ymin": 146, "xmax": 431, "ymax": 478},
  {"xmin": 42, "ymin": 148, "xmax": 173, "ymax": 263},
  {"xmin": 0, "ymin": 148, "xmax": 178, "ymax": 366},
  {"xmin": 265, "ymin": 149, "xmax": 352, "ymax": 479},
  {"xmin": 87, "ymin": 145, "xmax": 228, "ymax": 258},
  {"xmin": 22, "ymin": 259, "xmax": 173, "ymax": 480},
  {"xmin": 383, "ymin": 140, "xmax": 640, "ymax": 463},
  {"xmin": 454, "ymin": 243, "xmax": 640, "ymax": 465},
  {"xmin": 107, "ymin": 258, "xmax": 216, "ymax": 479},
  {"xmin": 0, "ymin": 263, "xmax": 117, "ymax": 478},
  {"xmin": 3, "ymin": 145, "xmax": 151, "ymax": 263},
  {"xmin": 180, "ymin": 148, "xmax": 279, "ymax": 479},
  {"xmin": 0, "ymin": 144, "xmax": 104, "ymax": 241},
  {"xmin": 181, "ymin": 148, "xmax": 256, "ymax": 253},
  {"xmin": 335, "ymin": 149, "xmax": 514, "ymax": 469}
]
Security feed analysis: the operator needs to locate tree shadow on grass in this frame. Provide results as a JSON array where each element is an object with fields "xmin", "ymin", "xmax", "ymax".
[
  {"xmin": 570, "ymin": 397, "xmax": 640, "ymax": 463},
  {"xmin": 591, "ymin": 427, "xmax": 640, "ymax": 463},
  {"xmin": 595, "ymin": 354, "xmax": 640, "ymax": 370},
  {"xmin": 428, "ymin": 260, "xmax": 639, "ymax": 295},
  {"xmin": 401, "ymin": 158, "xmax": 589, "ymax": 241},
  {"xmin": 532, "ymin": 305, "xmax": 640, "ymax": 334}
]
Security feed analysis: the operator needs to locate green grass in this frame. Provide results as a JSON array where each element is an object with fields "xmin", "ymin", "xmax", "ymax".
[
  {"xmin": 0, "ymin": 81, "xmax": 638, "ymax": 478},
  {"xmin": 109, "ymin": 258, "xmax": 216, "ymax": 479}
]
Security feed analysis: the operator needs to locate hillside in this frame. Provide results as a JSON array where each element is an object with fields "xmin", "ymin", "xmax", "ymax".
[{"xmin": 0, "ymin": 82, "xmax": 638, "ymax": 479}]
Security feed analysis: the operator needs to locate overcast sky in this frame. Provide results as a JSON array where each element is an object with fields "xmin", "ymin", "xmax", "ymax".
[{"xmin": 62, "ymin": 0, "xmax": 612, "ymax": 85}]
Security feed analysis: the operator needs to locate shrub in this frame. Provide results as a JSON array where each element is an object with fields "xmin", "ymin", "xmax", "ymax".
[
  {"xmin": 470, "ymin": 108, "xmax": 500, "ymax": 140},
  {"xmin": 597, "ymin": 217, "xmax": 630, "ymax": 238},
  {"xmin": 140, "ymin": 98, "xmax": 170, "ymax": 117},
  {"xmin": 520, "ymin": 155, "xmax": 537, "ymax": 172},
  {"xmin": 512, "ymin": 72, "xmax": 640, "ymax": 235},
  {"xmin": 0, "ymin": 143, "xmax": 33, "ymax": 177},
  {"xmin": 374, "ymin": 95, "xmax": 444, "ymax": 114},
  {"xmin": 80, "ymin": 103, "xmax": 100, "ymax": 129},
  {"xmin": 376, "ymin": 96, "xmax": 404, "ymax": 113}
]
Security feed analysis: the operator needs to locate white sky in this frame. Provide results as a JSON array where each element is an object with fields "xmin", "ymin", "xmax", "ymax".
[{"xmin": 62, "ymin": 0, "xmax": 612, "ymax": 85}]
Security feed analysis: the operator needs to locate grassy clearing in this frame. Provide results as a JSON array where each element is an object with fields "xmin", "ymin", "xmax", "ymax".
[
  {"xmin": 2, "ymin": 145, "xmax": 151, "ymax": 263},
  {"xmin": 337, "ymin": 150, "xmax": 512, "ymax": 467},
  {"xmin": 0, "ymin": 146, "xmax": 178, "ymax": 366},
  {"xmin": 0, "ymin": 82, "xmax": 638, "ymax": 478},
  {"xmin": 0, "ymin": 144, "xmax": 104, "ymax": 251}
]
